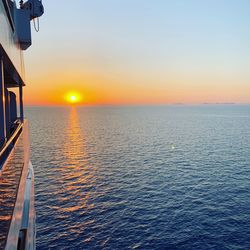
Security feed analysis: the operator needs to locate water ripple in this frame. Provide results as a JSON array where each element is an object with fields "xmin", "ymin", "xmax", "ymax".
[{"xmin": 26, "ymin": 106, "xmax": 250, "ymax": 249}]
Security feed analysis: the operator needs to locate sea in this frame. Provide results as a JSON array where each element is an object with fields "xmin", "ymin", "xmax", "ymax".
[{"xmin": 25, "ymin": 105, "xmax": 250, "ymax": 250}]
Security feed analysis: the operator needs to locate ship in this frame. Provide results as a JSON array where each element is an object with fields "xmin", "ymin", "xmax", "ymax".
[{"xmin": 0, "ymin": 0, "xmax": 44, "ymax": 249}]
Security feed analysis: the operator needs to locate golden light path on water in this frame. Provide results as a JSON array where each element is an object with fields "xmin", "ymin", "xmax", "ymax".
[{"xmin": 60, "ymin": 107, "xmax": 97, "ymax": 218}]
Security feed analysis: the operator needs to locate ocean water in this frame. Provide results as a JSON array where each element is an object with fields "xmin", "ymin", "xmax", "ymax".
[{"xmin": 25, "ymin": 105, "xmax": 250, "ymax": 249}]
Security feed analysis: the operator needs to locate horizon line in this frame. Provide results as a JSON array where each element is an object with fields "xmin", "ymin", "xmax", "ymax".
[{"xmin": 23, "ymin": 102, "xmax": 250, "ymax": 108}]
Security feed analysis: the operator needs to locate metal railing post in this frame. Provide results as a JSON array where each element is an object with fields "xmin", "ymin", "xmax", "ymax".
[
  {"xmin": 0, "ymin": 56, "xmax": 6, "ymax": 145},
  {"xmin": 19, "ymin": 83, "xmax": 24, "ymax": 122}
]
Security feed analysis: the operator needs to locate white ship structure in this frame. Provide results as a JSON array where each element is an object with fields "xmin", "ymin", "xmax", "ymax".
[{"xmin": 0, "ymin": 0, "xmax": 44, "ymax": 249}]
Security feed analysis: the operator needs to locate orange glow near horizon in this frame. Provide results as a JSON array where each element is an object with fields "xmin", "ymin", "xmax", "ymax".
[
  {"xmin": 23, "ymin": 76, "xmax": 250, "ymax": 106},
  {"xmin": 24, "ymin": 68, "xmax": 250, "ymax": 106}
]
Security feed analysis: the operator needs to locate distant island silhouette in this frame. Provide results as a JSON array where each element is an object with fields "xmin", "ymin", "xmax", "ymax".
[{"xmin": 202, "ymin": 102, "xmax": 236, "ymax": 105}]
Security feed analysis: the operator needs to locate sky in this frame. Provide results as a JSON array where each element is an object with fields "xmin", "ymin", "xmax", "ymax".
[{"xmin": 24, "ymin": 0, "xmax": 250, "ymax": 105}]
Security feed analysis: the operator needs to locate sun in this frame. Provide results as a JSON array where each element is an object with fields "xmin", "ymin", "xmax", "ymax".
[
  {"xmin": 69, "ymin": 95, "xmax": 77, "ymax": 102},
  {"xmin": 65, "ymin": 92, "xmax": 82, "ymax": 104}
]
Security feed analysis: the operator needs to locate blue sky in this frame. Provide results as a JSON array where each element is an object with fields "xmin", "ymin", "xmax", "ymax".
[{"xmin": 25, "ymin": 0, "xmax": 250, "ymax": 104}]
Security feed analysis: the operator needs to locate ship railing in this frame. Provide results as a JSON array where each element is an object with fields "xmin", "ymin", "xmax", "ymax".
[{"xmin": 0, "ymin": 120, "xmax": 23, "ymax": 165}]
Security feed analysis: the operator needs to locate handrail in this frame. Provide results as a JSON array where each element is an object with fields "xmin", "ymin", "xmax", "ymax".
[{"xmin": 0, "ymin": 122, "xmax": 23, "ymax": 159}]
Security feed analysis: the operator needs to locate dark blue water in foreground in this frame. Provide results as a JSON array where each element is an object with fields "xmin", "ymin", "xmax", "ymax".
[{"xmin": 26, "ymin": 105, "xmax": 250, "ymax": 249}]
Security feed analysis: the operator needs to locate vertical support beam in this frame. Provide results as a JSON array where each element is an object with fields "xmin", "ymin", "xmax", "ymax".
[
  {"xmin": 19, "ymin": 83, "xmax": 24, "ymax": 122},
  {"xmin": 0, "ymin": 56, "xmax": 6, "ymax": 145}
]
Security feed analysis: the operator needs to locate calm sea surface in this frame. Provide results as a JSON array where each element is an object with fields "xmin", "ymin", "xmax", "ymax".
[{"xmin": 25, "ymin": 105, "xmax": 250, "ymax": 249}]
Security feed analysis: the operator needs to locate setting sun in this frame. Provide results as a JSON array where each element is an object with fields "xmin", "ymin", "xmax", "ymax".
[
  {"xmin": 70, "ymin": 95, "xmax": 77, "ymax": 102},
  {"xmin": 65, "ymin": 92, "xmax": 83, "ymax": 104}
]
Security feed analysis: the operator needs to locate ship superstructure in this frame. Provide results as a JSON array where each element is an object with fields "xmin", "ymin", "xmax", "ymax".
[{"xmin": 0, "ymin": 0, "xmax": 43, "ymax": 249}]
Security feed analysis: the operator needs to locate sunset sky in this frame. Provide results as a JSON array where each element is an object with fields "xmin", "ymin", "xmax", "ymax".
[{"xmin": 24, "ymin": 0, "xmax": 250, "ymax": 105}]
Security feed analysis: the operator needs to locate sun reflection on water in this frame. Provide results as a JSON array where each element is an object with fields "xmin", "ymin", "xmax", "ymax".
[{"xmin": 60, "ymin": 107, "xmax": 97, "ymax": 216}]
